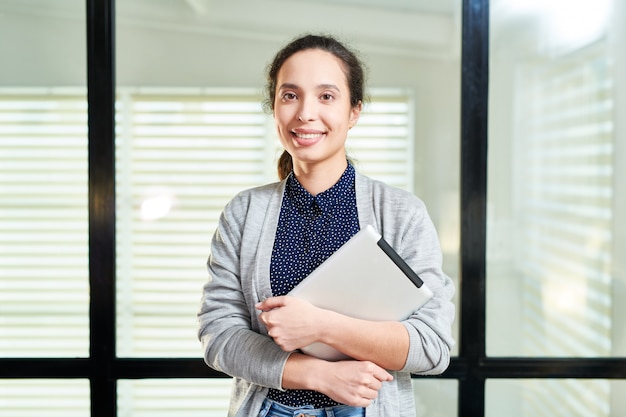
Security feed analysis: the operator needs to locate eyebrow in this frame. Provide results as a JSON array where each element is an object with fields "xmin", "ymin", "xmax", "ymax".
[{"xmin": 278, "ymin": 83, "xmax": 341, "ymax": 92}]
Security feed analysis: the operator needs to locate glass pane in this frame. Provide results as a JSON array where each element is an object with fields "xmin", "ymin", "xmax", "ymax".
[
  {"xmin": 115, "ymin": 0, "xmax": 462, "ymax": 359},
  {"xmin": 412, "ymin": 379, "xmax": 458, "ymax": 416},
  {"xmin": 486, "ymin": 379, "xmax": 626, "ymax": 417},
  {"xmin": 117, "ymin": 379, "xmax": 231, "ymax": 417},
  {"xmin": 487, "ymin": 0, "xmax": 625, "ymax": 356},
  {"xmin": 0, "ymin": 379, "xmax": 90, "ymax": 417},
  {"xmin": 0, "ymin": 1, "xmax": 88, "ymax": 357}
]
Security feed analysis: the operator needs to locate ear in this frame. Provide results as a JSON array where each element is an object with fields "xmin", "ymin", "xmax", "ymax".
[{"xmin": 348, "ymin": 101, "xmax": 362, "ymax": 129}]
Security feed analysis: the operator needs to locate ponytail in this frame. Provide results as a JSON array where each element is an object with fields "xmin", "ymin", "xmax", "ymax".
[
  {"xmin": 277, "ymin": 150, "xmax": 293, "ymax": 180},
  {"xmin": 277, "ymin": 150, "xmax": 356, "ymax": 181}
]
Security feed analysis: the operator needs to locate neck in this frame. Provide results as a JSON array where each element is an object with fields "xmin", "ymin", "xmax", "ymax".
[{"xmin": 293, "ymin": 159, "xmax": 348, "ymax": 196}]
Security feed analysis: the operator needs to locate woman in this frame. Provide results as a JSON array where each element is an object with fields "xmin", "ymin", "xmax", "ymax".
[{"xmin": 198, "ymin": 34, "xmax": 455, "ymax": 417}]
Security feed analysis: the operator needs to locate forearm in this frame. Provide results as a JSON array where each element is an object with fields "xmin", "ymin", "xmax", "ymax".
[
  {"xmin": 200, "ymin": 328, "xmax": 290, "ymax": 389},
  {"xmin": 257, "ymin": 296, "xmax": 410, "ymax": 371},
  {"xmin": 281, "ymin": 352, "xmax": 327, "ymax": 391},
  {"xmin": 282, "ymin": 352, "xmax": 394, "ymax": 408},
  {"xmin": 319, "ymin": 309, "xmax": 410, "ymax": 371}
]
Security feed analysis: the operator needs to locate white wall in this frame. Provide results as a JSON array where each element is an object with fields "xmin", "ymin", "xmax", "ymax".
[{"xmin": 0, "ymin": 12, "xmax": 86, "ymax": 86}]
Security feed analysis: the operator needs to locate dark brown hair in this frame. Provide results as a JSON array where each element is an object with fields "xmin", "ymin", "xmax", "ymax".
[{"xmin": 264, "ymin": 34, "xmax": 367, "ymax": 179}]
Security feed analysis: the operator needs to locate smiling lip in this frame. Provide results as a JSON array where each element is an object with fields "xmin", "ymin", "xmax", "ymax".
[{"xmin": 292, "ymin": 130, "xmax": 325, "ymax": 146}]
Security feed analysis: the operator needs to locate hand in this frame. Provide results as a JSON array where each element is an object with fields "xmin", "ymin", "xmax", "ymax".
[
  {"xmin": 317, "ymin": 360, "xmax": 394, "ymax": 407},
  {"xmin": 256, "ymin": 296, "xmax": 325, "ymax": 352}
]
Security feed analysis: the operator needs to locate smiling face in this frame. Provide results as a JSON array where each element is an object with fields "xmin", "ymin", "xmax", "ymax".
[{"xmin": 273, "ymin": 49, "xmax": 361, "ymax": 175}]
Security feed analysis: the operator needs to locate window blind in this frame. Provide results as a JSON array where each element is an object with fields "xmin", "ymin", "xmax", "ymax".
[
  {"xmin": 515, "ymin": 42, "xmax": 613, "ymax": 416},
  {"xmin": 0, "ymin": 90, "xmax": 89, "ymax": 358},
  {"xmin": 114, "ymin": 90, "xmax": 274, "ymax": 357},
  {"xmin": 117, "ymin": 379, "xmax": 231, "ymax": 417},
  {"xmin": 349, "ymin": 92, "xmax": 414, "ymax": 190},
  {"xmin": 1, "ymin": 87, "xmax": 413, "ymax": 415},
  {"xmin": 113, "ymin": 88, "xmax": 414, "ymax": 358},
  {"xmin": 112, "ymin": 88, "xmax": 413, "ymax": 415},
  {"xmin": 0, "ymin": 379, "xmax": 90, "ymax": 417}
]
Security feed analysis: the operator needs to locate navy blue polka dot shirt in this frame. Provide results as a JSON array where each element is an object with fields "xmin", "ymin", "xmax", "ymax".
[{"xmin": 267, "ymin": 163, "xmax": 360, "ymax": 408}]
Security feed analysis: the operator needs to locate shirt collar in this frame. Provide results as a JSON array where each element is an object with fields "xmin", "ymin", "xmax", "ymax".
[{"xmin": 286, "ymin": 163, "xmax": 356, "ymax": 216}]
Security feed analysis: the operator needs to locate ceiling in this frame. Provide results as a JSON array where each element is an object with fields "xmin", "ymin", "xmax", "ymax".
[
  {"xmin": 122, "ymin": 0, "xmax": 461, "ymax": 58},
  {"xmin": 253, "ymin": 0, "xmax": 458, "ymax": 15},
  {"xmin": 1, "ymin": 0, "xmax": 462, "ymax": 59}
]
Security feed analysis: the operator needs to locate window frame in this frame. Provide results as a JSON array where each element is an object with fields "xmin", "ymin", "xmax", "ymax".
[{"xmin": 1, "ymin": 1, "xmax": 626, "ymax": 417}]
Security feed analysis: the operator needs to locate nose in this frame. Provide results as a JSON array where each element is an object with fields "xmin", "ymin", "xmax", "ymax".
[{"xmin": 297, "ymin": 96, "xmax": 317, "ymax": 122}]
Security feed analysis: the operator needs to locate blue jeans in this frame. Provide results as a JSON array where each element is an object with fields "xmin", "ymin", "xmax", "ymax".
[{"xmin": 258, "ymin": 398, "xmax": 365, "ymax": 417}]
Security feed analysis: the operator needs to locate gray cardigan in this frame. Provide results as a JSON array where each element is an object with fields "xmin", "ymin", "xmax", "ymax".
[{"xmin": 198, "ymin": 171, "xmax": 455, "ymax": 417}]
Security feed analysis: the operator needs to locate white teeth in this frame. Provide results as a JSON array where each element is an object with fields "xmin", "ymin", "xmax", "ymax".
[{"xmin": 294, "ymin": 132, "xmax": 323, "ymax": 139}]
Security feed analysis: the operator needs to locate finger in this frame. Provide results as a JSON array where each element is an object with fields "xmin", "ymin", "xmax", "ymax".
[
  {"xmin": 360, "ymin": 385, "xmax": 380, "ymax": 402},
  {"xmin": 372, "ymin": 368, "xmax": 394, "ymax": 382},
  {"xmin": 368, "ymin": 378, "xmax": 383, "ymax": 390},
  {"xmin": 255, "ymin": 296, "xmax": 287, "ymax": 311},
  {"xmin": 360, "ymin": 375, "xmax": 382, "ymax": 392}
]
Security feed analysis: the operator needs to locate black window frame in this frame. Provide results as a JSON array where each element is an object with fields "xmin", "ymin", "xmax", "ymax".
[{"xmin": 1, "ymin": 1, "xmax": 625, "ymax": 416}]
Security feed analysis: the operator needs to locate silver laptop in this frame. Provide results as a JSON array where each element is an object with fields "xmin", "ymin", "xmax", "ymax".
[{"xmin": 288, "ymin": 224, "xmax": 434, "ymax": 361}]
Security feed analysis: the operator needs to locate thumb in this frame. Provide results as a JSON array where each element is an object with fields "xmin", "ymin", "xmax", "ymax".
[{"xmin": 255, "ymin": 296, "xmax": 287, "ymax": 311}]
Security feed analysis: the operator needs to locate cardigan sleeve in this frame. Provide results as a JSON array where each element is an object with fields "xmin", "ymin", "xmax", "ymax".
[
  {"xmin": 398, "ymin": 199, "xmax": 455, "ymax": 374},
  {"xmin": 359, "ymin": 175, "xmax": 455, "ymax": 375},
  {"xmin": 197, "ymin": 191, "xmax": 291, "ymax": 389},
  {"xmin": 391, "ymin": 196, "xmax": 455, "ymax": 375}
]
